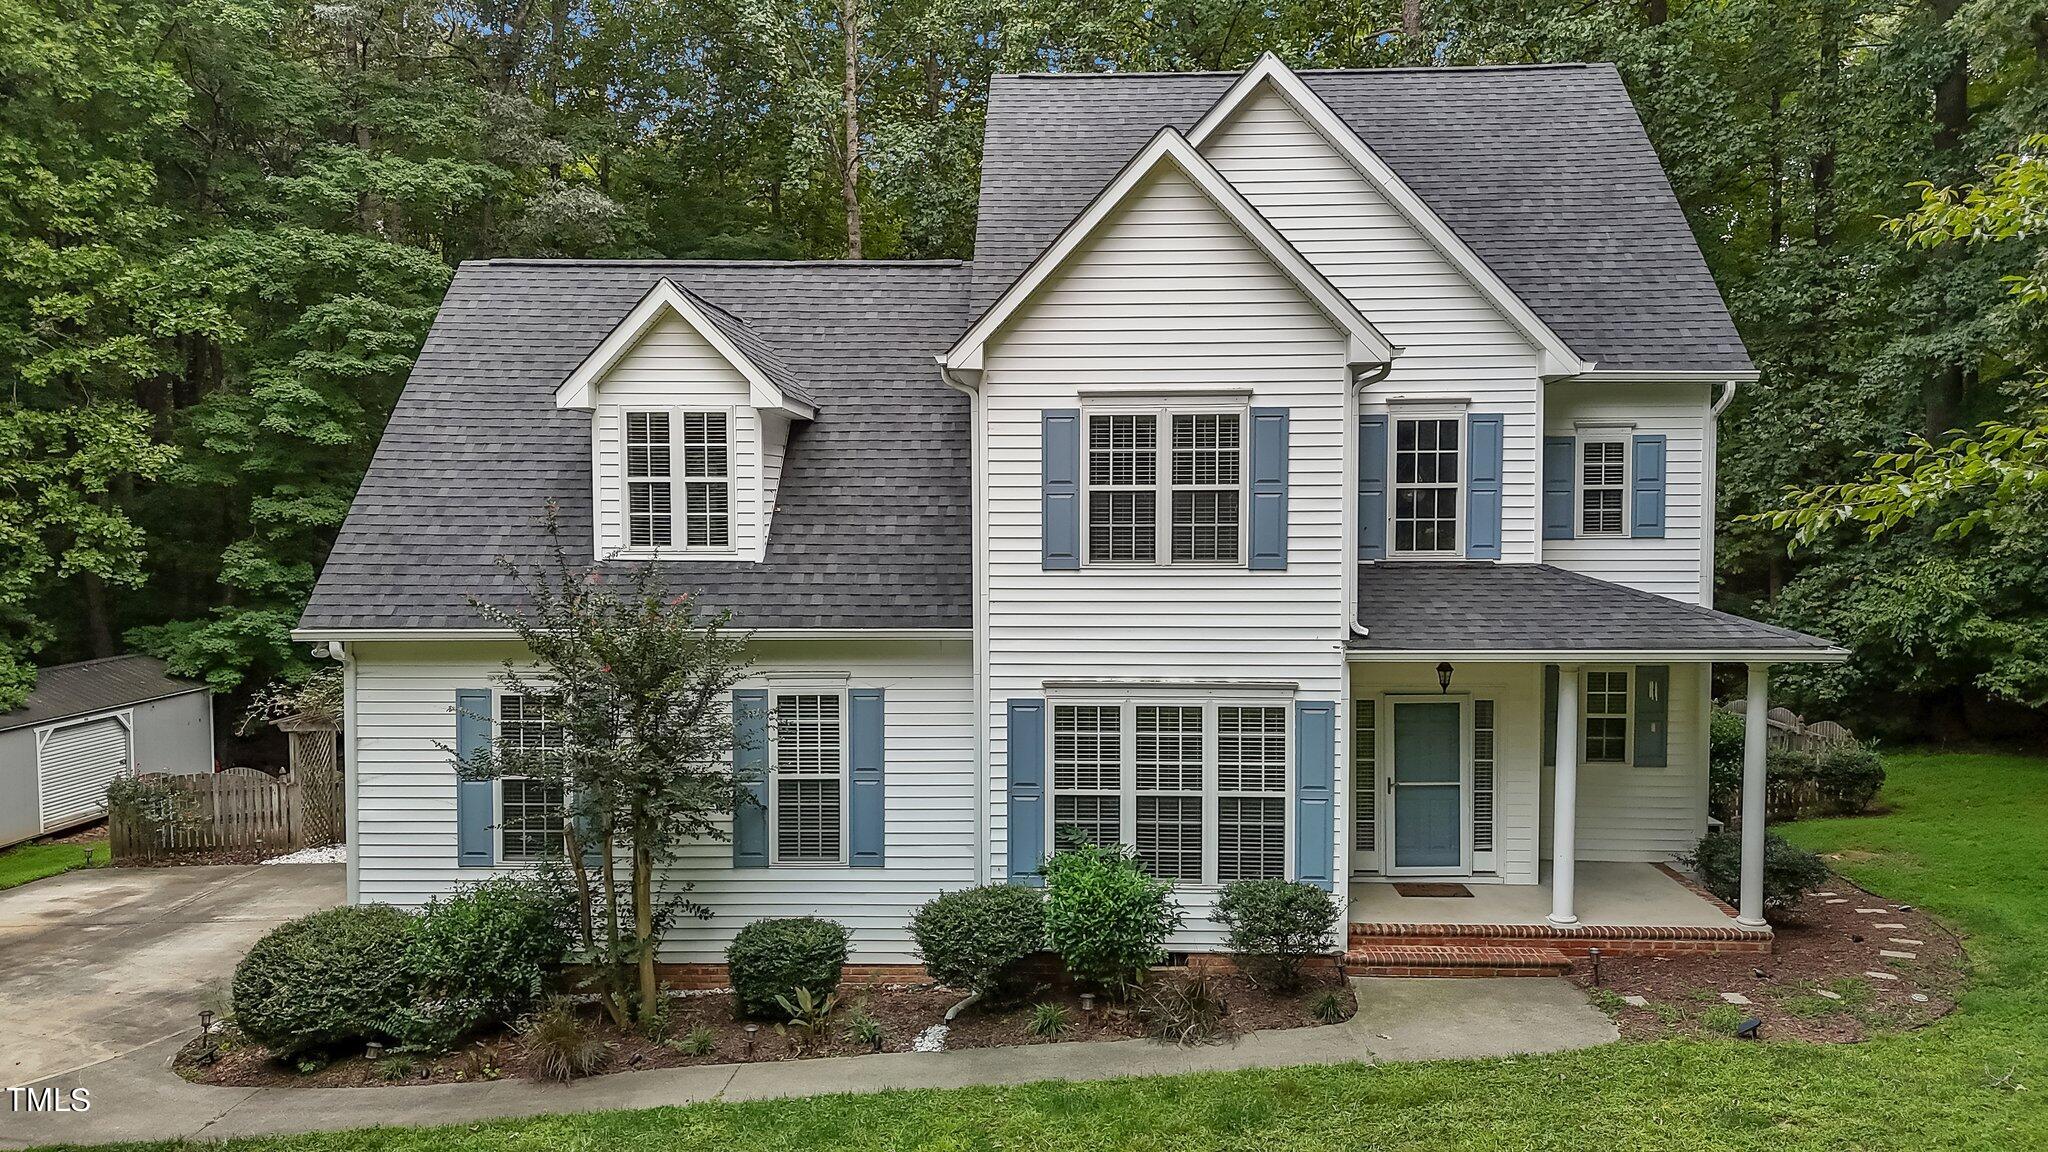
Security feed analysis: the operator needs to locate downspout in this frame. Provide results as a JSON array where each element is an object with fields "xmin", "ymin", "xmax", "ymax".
[
  {"xmin": 1711, "ymin": 378, "xmax": 1738, "ymax": 417},
  {"xmin": 1339, "ymin": 359, "xmax": 1391, "ymax": 899},
  {"xmin": 935, "ymin": 357, "xmax": 990, "ymax": 886}
]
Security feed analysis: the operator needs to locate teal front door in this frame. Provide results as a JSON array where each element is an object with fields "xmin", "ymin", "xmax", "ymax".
[{"xmin": 1392, "ymin": 701, "xmax": 1463, "ymax": 871}]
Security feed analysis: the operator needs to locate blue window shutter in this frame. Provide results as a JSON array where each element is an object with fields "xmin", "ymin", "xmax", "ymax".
[
  {"xmin": 1042, "ymin": 410, "xmax": 1080, "ymax": 570},
  {"xmin": 1634, "ymin": 665, "xmax": 1669, "ymax": 767},
  {"xmin": 732, "ymin": 688, "xmax": 769, "ymax": 868},
  {"xmin": 1631, "ymin": 434, "xmax": 1667, "ymax": 538},
  {"xmin": 1006, "ymin": 699, "xmax": 1046, "ymax": 886},
  {"xmin": 1542, "ymin": 436, "xmax": 1575, "ymax": 540},
  {"xmin": 1293, "ymin": 700, "xmax": 1335, "ymax": 891},
  {"xmin": 1541, "ymin": 665, "xmax": 1559, "ymax": 769},
  {"xmin": 1466, "ymin": 414, "xmax": 1504, "ymax": 559},
  {"xmin": 1359, "ymin": 415, "xmax": 1388, "ymax": 559},
  {"xmin": 1248, "ymin": 407, "xmax": 1289, "ymax": 570},
  {"xmin": 848, "ymin": 688, "xmax": 885, "ymax": 867},
  {"xmin": 455, "ymin": 689, "xmax": 493, "ymax": 867}
]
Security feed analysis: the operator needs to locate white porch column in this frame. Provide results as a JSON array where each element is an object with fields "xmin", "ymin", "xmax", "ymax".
[
  {"xmin": 1549, "ymin": 665, "xmax": 1581, "ymax": 927},
  {"xmin": 1738, "ymin": 663, "xmax": 1771, "ymax": 928}
]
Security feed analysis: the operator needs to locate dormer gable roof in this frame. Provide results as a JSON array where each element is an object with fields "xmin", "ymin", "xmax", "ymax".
[
  {"xmin": 555, "ymin": 277, "xmax": 817, "ymax": 417},
  {"xmin": 944, "ymin": 127, "xmax": 1397, "ymax": 373}
]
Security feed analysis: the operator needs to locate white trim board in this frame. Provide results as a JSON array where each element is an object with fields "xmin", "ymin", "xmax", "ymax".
[
  {"xmin": 554, "ymin": 278, "xmax": 815, "ymax": 419},
  {"xmin": 943, "ymin": 127, "xmax": 1397, "ymax": 373},
  {"xmin": 1347, "ymin": 648, "xmax": 1849, "ymax": 664},
  {"xmin": 1185, "ymin": 54, "xmax": 1592, "ymax": 381}
]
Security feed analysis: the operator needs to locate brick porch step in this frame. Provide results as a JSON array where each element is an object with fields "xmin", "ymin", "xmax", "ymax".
[
  {"xmin": 1347, "ymin": 921, "xmax": 1773, "ymax": 957},
  {"xmin": 1345, "ymin": 944, "xmax": 1573, "ymax": 978}
]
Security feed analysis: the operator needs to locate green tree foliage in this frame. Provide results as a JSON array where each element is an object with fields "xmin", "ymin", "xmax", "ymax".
[{"xmin": 6, "ymin": 0, "xmax": 2045, "ymax": 735}]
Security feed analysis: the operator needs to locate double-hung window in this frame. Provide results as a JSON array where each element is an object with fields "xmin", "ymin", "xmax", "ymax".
[
  {"xmin": 1583, "ymin": 670, "xmax": 1631, "ymax": 763},
  {"xmin": 624, "ymin": 409, "xmax": 731, "ymax": 551},
  {"xmin": 497, "ymin": 694, "xmax": 566, "ymax": 863},
  {"xmin": 1391, "ymin": 416, "xmax": 1461, "ymax": 554},
  {"xmin": 1579, "ymin": 439, "xmax": 1628, "ymax": 537},
  {"xmin": 1084, "ymin": 409, "xmax": 1244, "ymax": 565},
  {"xmin": 1049, "ymin": 699, "xmax": 1289, "ymax": 884},
  {"xmin": 772, "ymin": 692, "xmax": 844, "ymax": 863}
]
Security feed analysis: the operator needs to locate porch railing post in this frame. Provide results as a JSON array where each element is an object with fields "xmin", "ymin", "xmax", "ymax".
[
  {"xmin": 1738, "ymin": 663, "xmax": 1771, "ymax": 927},
  {"xmin": 1548, "ymin": 664, "xmax": 1581, "ymax": 927}
]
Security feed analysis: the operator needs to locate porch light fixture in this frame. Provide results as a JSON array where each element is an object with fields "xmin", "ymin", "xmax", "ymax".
[{"xmin": 1436, "ymin": 662, "xmax": 1455, "ymax": 694}]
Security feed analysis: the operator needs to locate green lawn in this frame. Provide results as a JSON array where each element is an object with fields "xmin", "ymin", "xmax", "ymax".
[
  {"xmin": 49, "ymin": 752, "xmax": 2048, "ymax": 1151},
  {"xmin": 0, "ymin": 838, "xmax": 107, "ymax": 891}
]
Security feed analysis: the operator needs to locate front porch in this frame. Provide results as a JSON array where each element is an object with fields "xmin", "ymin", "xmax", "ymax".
[{"xmin": 1342, "ymin": 862, "xmax": 1771, "ymax": 975}]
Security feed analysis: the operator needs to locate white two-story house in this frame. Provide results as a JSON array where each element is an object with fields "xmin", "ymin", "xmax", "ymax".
[{"xmin": 297, "ymin": 56, "xmax": 1844, "ymax": 978}]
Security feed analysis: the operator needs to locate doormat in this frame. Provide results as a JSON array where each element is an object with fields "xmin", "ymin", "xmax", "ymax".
[{"xmin": 1392, "ymin": 882, "xmax": 1473, "ymax": 898}]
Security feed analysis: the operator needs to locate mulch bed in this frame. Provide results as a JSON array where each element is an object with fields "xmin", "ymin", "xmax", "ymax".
[
  {"xmin": 176, "ymin": 970, "xmax": 1355, "ymax": 1088},
  {"xmin": 1568, "ymin": 873, "xmax": 1966, "ymax": 1043}
]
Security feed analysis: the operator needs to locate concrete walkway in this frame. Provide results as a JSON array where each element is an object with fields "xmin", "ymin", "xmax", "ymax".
[{"xmin": 4, "ymin": 978, "xmax": 1615, "ymax": 1147}]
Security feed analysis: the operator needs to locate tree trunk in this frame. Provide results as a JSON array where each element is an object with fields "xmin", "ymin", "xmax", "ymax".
[
  {"xmin": 841, "ymin": 0, "xmax": 862, "ymax": 260},
  {"xmin": 1926, "ymin": 0, "xmax": 1971, "ymax": 439},
  {"xmin": 1643, "ymin": 0, "xmax": 1667, "ymax": 23},
  {"xmin": 634, "ymin": 819, "xmax": 657, "ymax": 1026},
  {"xmin": 598, "ymin": 843, "xmax": 629, "ymax": 1027},
  {"xmin": 1402, "ymin": 0, "xmax": 1423, "ymax": 51},
  {"xmin": 1767, "ymin": 85, "xmax": 1784, "ymax": 250},
  {"xmin": 79, "ymin": 572, "xmax": 116, "ymax": 658},
  {"xmin": 1811, "ymin": 6, "xmax": 1840, "ymax": 247}
]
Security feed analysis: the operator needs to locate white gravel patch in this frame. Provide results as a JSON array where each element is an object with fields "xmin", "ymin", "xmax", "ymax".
[
  {"xmin": 264, "ymin": 843, "xmax": 347, "ymax": 865},
  {"xmin": 911, "ymin": 1024, "xmax": 949, "ymax": 1053}
]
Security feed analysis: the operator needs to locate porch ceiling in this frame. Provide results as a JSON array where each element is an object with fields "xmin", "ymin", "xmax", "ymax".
[
  {"xmin": 1348, "ymin": 861, "xmax": 1742, "ymax": 930},
  {"xmin": 1351, "ymin": 562, "xmax": 1845, "ymax": 662}
]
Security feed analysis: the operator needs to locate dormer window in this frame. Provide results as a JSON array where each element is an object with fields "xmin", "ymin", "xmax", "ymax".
[{"xmin": 625, "ymin": 409, "xmax": 732, "ymax": 551}]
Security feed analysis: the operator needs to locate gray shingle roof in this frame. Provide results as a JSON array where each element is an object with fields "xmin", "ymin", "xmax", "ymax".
[
  {"xmin": 686, "ymin": 287, "xmax": 812, "ymax": 408},
  {"xmin": 1353, "ymin": 564, "xmax": 1839, "ymax": 655},
  {"xmin": 1, "ymin": 655, "xmax": 206, "ymax": 733},
  {"xmin": 973, "ymin": 64, "xmax": 1751, "ymax": 373},
  {"xmin": 298, "ymin": 260, "xmax": 973, "ymax": 632}
]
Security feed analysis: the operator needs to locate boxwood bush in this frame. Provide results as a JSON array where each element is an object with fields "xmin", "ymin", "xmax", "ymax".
[
  {"xmin": 1211, "ymin": 879, "xmax": 1339, "ymax": 991},
  {"xmin": 910, "ymin": 884, "xmax": 1045, "ymax": 1000},
  {"xmin": 1684, "ymin": 829, "xmax": 1832, "ymax": 914},
  {"xmin": 397, "ymin": 874, "xmax": 573, "ymax": 1047},
  {"xmin": 1042, "ymin": 844, "xmax": 1181, "ymax": 997},
  {"xmin": 232, "ymin": 904, "xmax": 419, "ymax": 1056},
  {"xmin": 726, "ymin": 917, "xmax": 850, "ymax": 1018}
]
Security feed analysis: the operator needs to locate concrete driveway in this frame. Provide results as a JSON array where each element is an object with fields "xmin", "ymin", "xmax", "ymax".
[{"xmin": 0, "ymin": 863, "xmax": 342, "ymax": 1087}]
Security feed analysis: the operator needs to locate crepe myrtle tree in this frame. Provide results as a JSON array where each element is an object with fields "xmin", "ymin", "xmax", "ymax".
[{"xmin": 458, "ymin": 506, "xmax": 756, "ymax": 1028}]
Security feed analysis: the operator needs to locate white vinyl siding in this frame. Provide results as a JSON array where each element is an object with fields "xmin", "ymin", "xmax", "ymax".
[
  {"xmin": 345, "ymin": 637, "xmax": 975, "ymax": 964},
  {"xmin": 979, "ymin": 159, "xmax": 1349, "ymax": 950},
  {"xmin": 1547, "ymin": 663, "xmax": 1710, "ymax": 861},
  {"xmin": 773, "ymin": 692, "xmax": 845, "ymax": 864},
  {"xmin": 590, "ymin": 311, "xmax": 785, "ymax": 561},
  {"xmin": 1546, "ymin": 382, "xmax": 1713, "ymax": 602},
  {"xmin": 1200, "ymin": 84, "xmax": 1544, "ymax": 563}
]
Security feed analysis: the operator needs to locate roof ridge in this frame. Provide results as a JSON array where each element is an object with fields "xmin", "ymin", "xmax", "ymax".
[
  {"xmin": 996, "ymin": 62, "xmax": 1597, "ymax": 79},
  {"xmin": 471, "ymin": 258, "xmax": 967, "ymax": 268}
]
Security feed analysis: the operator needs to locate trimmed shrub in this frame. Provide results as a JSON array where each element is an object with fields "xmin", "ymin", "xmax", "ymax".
[
  {"xmin": 1211, "ymin": 879, "xmax": 1339, "ymax": 992},
  {"xmin": 726, "ymin": 917, "xmax": 850, "ymax": 1018},
  {"xmin": 232, "ymin": 904, "xmax": 419, "ymax": 1057},
  {"xmin": 397, "ymin": 874, "xmax": 574, "ymax": 1048},
  {"xmin": 1041, "ymin": 844, "xmax": 1181, "ymax": 996},
  {"xmin": 1804, "ymin": 742, "xmax": 1886, "ymax": 814},
  {"xmin": 1683, "ymin": 829, "xmax": 1831, "ymax": 914},
  {"xmin": 909, "ymin": 884, "xmax": 1045, "ymax": 1000}
]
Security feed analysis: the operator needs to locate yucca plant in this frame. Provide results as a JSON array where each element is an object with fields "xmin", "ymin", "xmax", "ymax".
[{"xmin": 773, "ymin": 986, "xmax": 839, "ymax": 1055}]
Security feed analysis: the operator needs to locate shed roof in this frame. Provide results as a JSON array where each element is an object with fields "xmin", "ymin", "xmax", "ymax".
[{"xmin": 1, "ymin": 655, "xmax": 208, "ymax": 734}]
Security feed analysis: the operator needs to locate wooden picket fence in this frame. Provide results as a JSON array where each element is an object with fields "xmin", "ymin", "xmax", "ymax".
[{"xmin": 108, "ymin": 768, "xmax": 305, "ymax": 863}]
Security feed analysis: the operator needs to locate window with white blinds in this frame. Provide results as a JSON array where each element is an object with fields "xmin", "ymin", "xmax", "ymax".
[
  {"xmin": 624, "ymin": 409, "xmax": 731, "ymax": 551},
  {"xmin": 498, "ymin": 694, "xmax": 565, "ymax": 863},
  {"xmin": 1353, "ymin": 700, "xmax": 1376, "ymax": 856},
  {"xmin": 1579, "ymin": 439, "xmax": 1627, "ymax": 536},
  {"xmin": 1472, "ymin": 699, "xmax": 1496, "ymax": 854},
  {"xmin": 1083, "ymin": 409, "xmax": 1245, "ymax": 566},
  {"xmin": 1049, "ymin": 699, "xmax": 1289, "ymax": 885},
  {"xmin": 773, "ymin": 693, "xmax": 844, "ymax": 863}
]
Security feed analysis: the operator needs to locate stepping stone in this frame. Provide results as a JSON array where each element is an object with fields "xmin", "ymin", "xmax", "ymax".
[
  {"xmin": 1719, "ymin": 992, "xmax": 1752, "ymax": 1005},
  {"xmin": 1873, "ymin": 923, "xmax": 1907, "ymax": 929},
  {"xmin": 1865, "ymin": 971, "xmax": 1900, "ymax": 981},
  {"xmin": 1879, "ymin": 949, "xmax": 1918, "ymax": 960},
  {"xmin": 1911, "ymin": 993, "xmax": 1930, "ymax": 1004},
  {"xmin": 1621, "ymin": 994, "xmax": 1648, "ymax": 1008},
  {"xmin": 1855, "ymin": 907, "xmax": 1887, "ymax": 914},
  {"xmin": 1814, "ymin": 990, "xmax": 1842, "ymax": 1001},
  {"xmin": 1824, "ymin": 898, "xmax": 1849, "ymax": 904},
  {"xmin": 1889, "ymin": 938, "xmax": 1924, "ymax": 946},
  {"xmin": 1815, "ymin": 891, "xmax": 1837, "ymax": 897}
]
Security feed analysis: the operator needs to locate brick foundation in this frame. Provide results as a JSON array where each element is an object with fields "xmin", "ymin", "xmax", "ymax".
[
  {"xmin": 655, "ymin": 962, "xmax": 931, "ymax": 991},
  {"xmin": 1346, "ymin": 921, "xmax": 1772, "ymax": 958}
]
